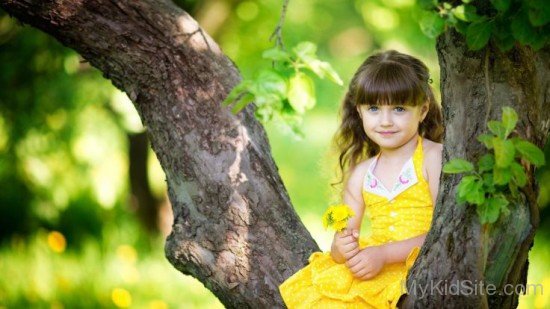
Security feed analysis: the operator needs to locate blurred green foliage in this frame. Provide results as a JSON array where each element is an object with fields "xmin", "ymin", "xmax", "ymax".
[{"xmin": 0, "ymin": 0, "xmax": 549, "ymax": 308}]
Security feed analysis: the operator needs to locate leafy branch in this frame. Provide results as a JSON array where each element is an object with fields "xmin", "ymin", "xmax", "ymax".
[
  {"xmin": 418, "ymin": 0, "xmax": 549, "ymax": 51},
  {"xmin": 222, "ymin": 2, "xmax": 343, "ymax": 139},
  {"xmin": 222, "ymin": 42, "xmax": 342, "ymax": 139},
  {"xmin": 443, "ymin": 106, "xmax": 545, "ymax": 224},
  {"xmin": 443, "ymin": 106, "xmax": 545, "ymax": 279}
]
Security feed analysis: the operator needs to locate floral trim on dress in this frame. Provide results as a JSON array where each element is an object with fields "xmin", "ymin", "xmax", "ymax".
[{"xmin": 363, "ymin": 155, "xmax": 419, "ymax": 201}]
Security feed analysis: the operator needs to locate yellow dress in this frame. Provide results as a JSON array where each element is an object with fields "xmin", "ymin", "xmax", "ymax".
[{"xmin": 279, "ymin": 136, "xmax": 433, "ymax": 308}]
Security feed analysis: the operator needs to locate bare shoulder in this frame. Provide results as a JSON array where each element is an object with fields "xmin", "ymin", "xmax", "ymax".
[
  {"xmin": 422, "ymin": 138, "xmax": 443, "ymax": 180},
  {"xmin": 343, "ymin": 157, "xmax": 374, "ymax": 212},
  {"xmin": 349, "ymin": 157, "xmax": 373, "ymax": 182},
  {"xmin": 423, "ymin": 138, "xmax": 443, "ymax": 160},
  {"xmin": 345, "ymin": 157, "xmax": 374, "ymax": 191}
]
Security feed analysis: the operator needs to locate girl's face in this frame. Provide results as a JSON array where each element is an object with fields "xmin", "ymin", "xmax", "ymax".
[{"xmin": 356, "ymin": 103, "xmax": 429, "ymax": 151}]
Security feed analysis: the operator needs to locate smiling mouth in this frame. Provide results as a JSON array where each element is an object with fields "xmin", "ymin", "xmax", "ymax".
[{"xmin": 378, "ymin": 131, "xmax": 397, "ymax": 135}]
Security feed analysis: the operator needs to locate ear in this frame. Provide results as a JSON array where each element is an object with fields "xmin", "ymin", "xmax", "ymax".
[{"xmin": 420, "ymin": 102, "xmax": 429, "ymax": 122}]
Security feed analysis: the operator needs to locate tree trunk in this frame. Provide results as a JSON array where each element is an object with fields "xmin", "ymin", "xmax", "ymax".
[
  {"xmin": 0, "ymin": 0, "xmax": 317, "ymax": 307},
  {"xmin": 399, "ymin": 29, "xmax": 550, "ymax": 308}
]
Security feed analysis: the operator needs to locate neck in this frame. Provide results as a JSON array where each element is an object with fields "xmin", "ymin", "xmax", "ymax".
[{"xmin": 378, "ymin": 134, "xmax": 419, "ymax": 161}]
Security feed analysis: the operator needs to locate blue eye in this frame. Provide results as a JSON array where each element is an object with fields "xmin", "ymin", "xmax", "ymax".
[
  {"xmin": 367, "ymin": 106, "xmax": 378, "ymax": 112},
  {"xmin": 394, "ymin": 106, "xmax": 406, "ymax": 112}
]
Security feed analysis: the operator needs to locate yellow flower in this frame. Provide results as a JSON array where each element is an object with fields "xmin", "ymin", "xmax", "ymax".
[
  {"xmin": 322, "ymin": 204, "xmax": 355, "ymax": 232},
  {"xmin": 332, "ymin": 204, "xmax": 353, "ymax": 221},
  {"xmin": 332, "ymin": 220, "xmax": 347, "ymax": 232}
]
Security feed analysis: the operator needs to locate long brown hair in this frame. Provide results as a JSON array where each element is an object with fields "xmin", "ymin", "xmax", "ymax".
[{"xmin": 331, "ymin": 50, "xmax": 444, "ymax": 188}]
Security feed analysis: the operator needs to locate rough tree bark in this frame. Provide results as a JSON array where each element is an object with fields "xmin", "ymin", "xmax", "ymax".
[
  {"xmin": 400, "ymin": 29, "xmax": 549, "ymax": 308},
  {"xmin": 1, "ymin": 0, "xmax": 548, "ymax": 308},
  {"xmin": 0, "ymin": 0, "xmax": 317, "ymax": 307}
]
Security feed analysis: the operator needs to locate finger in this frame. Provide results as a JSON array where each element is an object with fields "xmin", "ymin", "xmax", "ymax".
[
  {"xmin": 345, "ymin": 253, "xmax": 357, "ymax": 266},
  {"xmin": 342, "ymin": 248, "xmax": 359, "ymax": 260},
  {"xmin": 350, "ymin": 262, "xmax": 365, "ymax": 274},
  {"xmin": 342, "ymin": 248, "xmax": 360, "ymax": 260},
  {"xmin": 347, "ymin": 257, "xmax": 363, "ymax": 271},
  {"xmin": 345, "ymin": 257, "xmax": 359, "ymax": 269},
  {"xmin": 360, "ymin": 272, "xmax": 374, "ymax": 280},
  {"xmin": 352, "ymin": 229, "xmax": 359, "ymax": 238},
  {"xmin": 343, "ymin": 245, "xmax": 358, "ymax": 258},
  {"xmin": 353, "ymin": 268, "xmax": 369, "ymax": 279},
  {"xmin": 343, "ymin": 248, "xmax": 358, "ymax": 261},
  {"xmin": 340, "ymin": 235, "xmax": 357, "ymax": 245},
  {"xmin": 342, "ymin": 241, "xmax": 358, "ymax": 251}
]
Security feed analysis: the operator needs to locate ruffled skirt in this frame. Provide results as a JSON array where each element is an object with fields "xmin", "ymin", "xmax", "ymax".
[{"xmin": 279, "ymin": 239, "xmax": 420, "ymax": 309}]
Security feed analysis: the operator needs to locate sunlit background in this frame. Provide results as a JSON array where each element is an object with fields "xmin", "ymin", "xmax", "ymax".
[{"xmin": 1, "ymin": 0, "xmax": 549, "ymax": 308}]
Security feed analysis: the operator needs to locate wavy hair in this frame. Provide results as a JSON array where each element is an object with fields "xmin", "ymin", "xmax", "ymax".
[{"xmin": 331, "ymin": 50, "xmax": 444, "ymax": 188}]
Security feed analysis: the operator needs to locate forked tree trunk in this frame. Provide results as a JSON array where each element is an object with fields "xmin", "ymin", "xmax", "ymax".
[
  {"xmin": 1, "ymin": 0, "xmax": 548, "ymax": 308},
  {"xmin": 0, "ymin": 0, "xmax": 317, "ymax": 307},
  {"xmin": 400, "ymin": 29, "xmax": 549, "ymax": 308}
]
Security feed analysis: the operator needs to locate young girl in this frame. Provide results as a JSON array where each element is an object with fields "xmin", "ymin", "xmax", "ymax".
[{"xmin": 278, "ymin": 50, "xmax": 444, "ymax": 308}]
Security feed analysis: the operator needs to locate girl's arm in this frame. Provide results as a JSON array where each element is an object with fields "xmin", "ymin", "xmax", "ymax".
[
  {"xmin": 330, "ymin": 161, "xmax": 367, "ymax": 263},
  {"xmin": 343, "ymin": 162, "xmax": 367, "ymax": 233},
  {"xmin": 379, "ymin": 142, "xmax": 443, "ymax": 264}
]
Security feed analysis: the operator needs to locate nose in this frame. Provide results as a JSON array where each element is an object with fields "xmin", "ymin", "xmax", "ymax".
[{"xmin": 380, "ymin": 109, "xmax": 393, "ymax": 126}]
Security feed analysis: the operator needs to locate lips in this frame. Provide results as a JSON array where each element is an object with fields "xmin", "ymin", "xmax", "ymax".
[{"xmin": 378, "ymin": 131, "xmax": 397, "ymax": 136}]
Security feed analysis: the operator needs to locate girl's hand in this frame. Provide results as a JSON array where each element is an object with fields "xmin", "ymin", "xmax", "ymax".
[
  {"xmin": 332, "ymin": 229, "xmax": 360, "ymax": 260},
  {"xmin": 345, "ymin": 245, "xmax": 387, "ymax": 280}
]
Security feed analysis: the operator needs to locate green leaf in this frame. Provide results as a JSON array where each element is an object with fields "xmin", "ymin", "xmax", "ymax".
[
  {"xmin": 417, "ymin": 0, "xmax": 438, "ymax": 10},
  {"xmin": 466, "ymin": 178, "xmax": 486, "ymax": 205},
  {"xmin": 455, "ymin": 20, "xmax": 469, "ymax": 34},
  {"xmin": 493, "ymin": 167, "xmax": 512, "ymax": 185},
  {"xmin": 292, "ymin": 42, "xmax": 343, "ymax": 86},
  {"xmin": 482, "ymin": 173, "xmax": 496, "ymax": 193},
  {"xmin": 492, "ymin": 15, "xmax": 516, "ymax": 52},
  {"xmin": 527, "ymin": 0, "xmax": 550, "ymax": 27},
  {"xmin": 287, "ymin": 72, "xmax": 315, "ymax": 114},
  {"xmin": 477, "ymin": 134, "xmax": 494, "ymax": 149},
  {"xmin": 510, "ymin": 161, "xmax": 527, "ymax": 187},
  {"xmin": 493, "ymin": 30, "xmax": 516, "ymax": 52},
  {"xmin": 478, "ymin": 196, "xmax": 508, "ymax": 224},
  {"xmin": 515, "ymin": 140, "xmax": 546, "ymax": 167},
  {"xmin": 231, "ymin": 92, "xmax": 255, "ymax": 114},
  {"xmin": 457, "ymin": 175, "xmax": 477, "ymax": 199},
  {"xmin": 501, "ymin": 107, "xmax": 518, "ymax": 138},
  {"xmin": 292, "ymin": 41, "xmax": 317, "ymax": 60},
  {"xmin": 457, "ymin": 176, "xmax": 485, "ymax": 205},
  {"xmin": 254, "ymin": 70, "xmax": 287, "ymax": 98},
  {"xmin": 419, "ymin": 11, "xmax": 446, "ymax": 39},
  {"xmin": 318, "ymin": 62, "xmax": 343, "ymax": 86},
  {"xmin": 443, "ymin": 158, "xmax": 474, "ymax": 174},
  {"xmin": 453, "ymin": 5, "xmax": 481, "ymax": 22},
  {"xmin": 512, "ymin": 8, "xmax": 538, "ymax": 45},
  {"xmin": 303, "ymin": 59, "xmax": 343, "ymax": 85},
  {"xmin": 490, "ymin": 0, "xmax": 511, "ymax": 12},
  {"xmin": 493, "ymin": 138, "xmax": 515, "ymax": 168},
  {"xmin": 478, "ymin": 154, "xmax": 495, "ymax": 172},
  {"xmin": 222, "ymin": 80, "xmax": 253, "ymax": 106},
  {"xmin": 466, "ymin": 19, "xmax": 494, "ymax": 50},
  {"xmin": 488, "ymin": 121, "xmax": 506, "ymax": 139},
  {"xmin": 254, "ymin": 105, "xmax": 273, "ymax": 122},
  {"xmin": 262, "ymin": 48, "xmax": 291, "ymax": 62}
]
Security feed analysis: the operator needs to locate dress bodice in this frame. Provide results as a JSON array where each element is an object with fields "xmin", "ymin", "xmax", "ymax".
[{"xmin": 360, "ymin": 136, "xmax": 434, "ymax": 246}]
